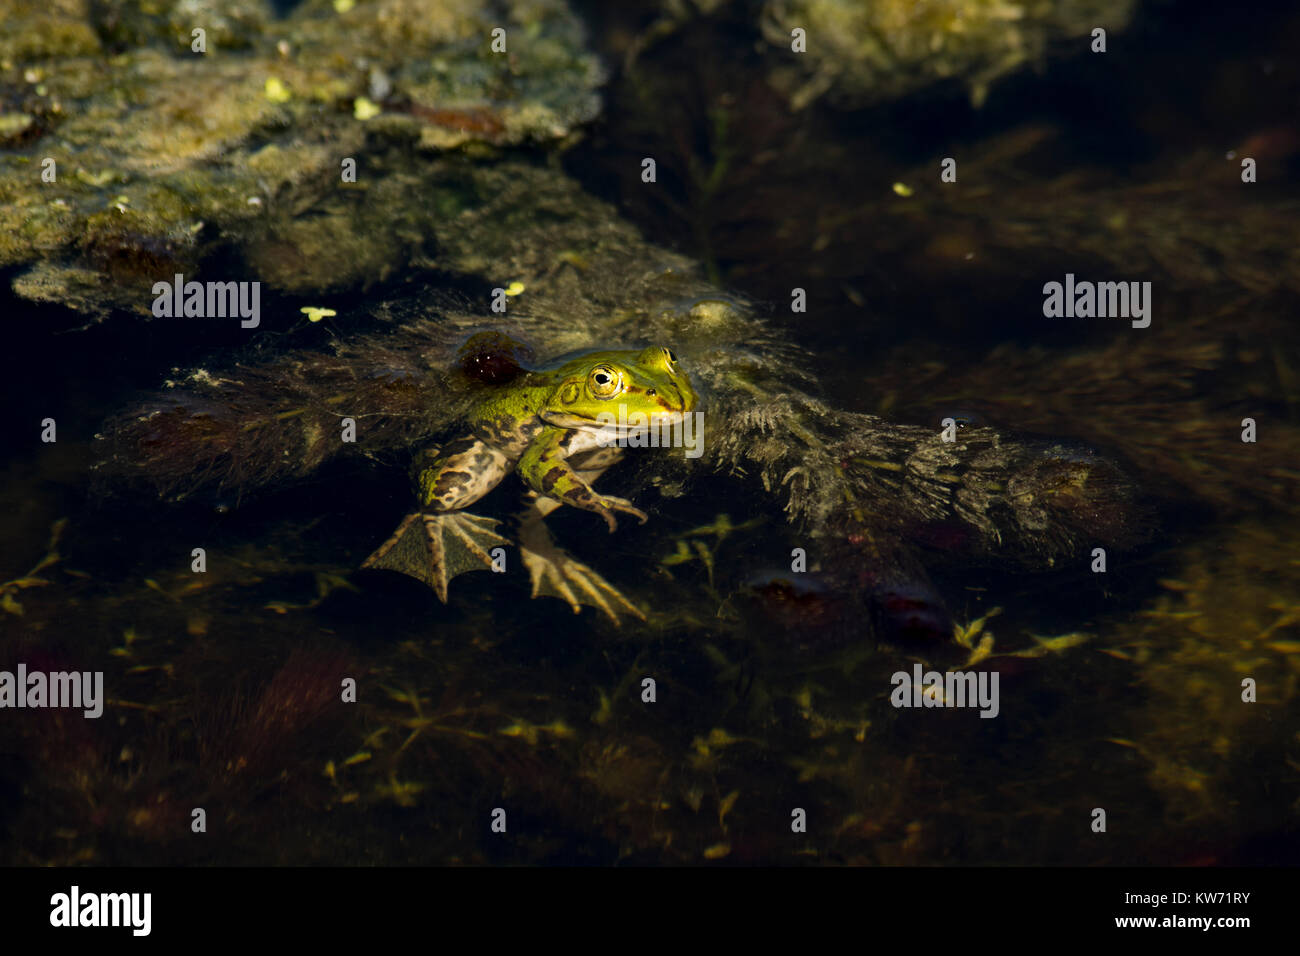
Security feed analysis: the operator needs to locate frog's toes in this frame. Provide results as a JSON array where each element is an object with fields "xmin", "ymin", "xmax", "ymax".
[
  {"xmin": 558, "ymin": 485, "xmax": 648, "ymax": 532},
  {"xmin": 434, "ymin": 512, "xmax": 509, "ymax": 564},
  {"xmin": 518, "ymin": 525, "xmax": 646, "ymax": 626},
  {"xmin": 594, "ymin": 495, "xmax": 649, "ymax": 531},
  {"xmin": 362, "ymin": 511, "xmax": 508, "ymax": 604},
  {"xmin": 422, "ymin": 512, "xmax": 511, "ymax": 600},
  {"xmin": 526, "ymin": 553, "xmax": 646, "ymax": 625}
]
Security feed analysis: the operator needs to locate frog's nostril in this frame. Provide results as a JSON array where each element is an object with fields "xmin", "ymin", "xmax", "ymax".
[{"xmin": 646, "ymin": 388, "xmax": 657, "ymax": 396}]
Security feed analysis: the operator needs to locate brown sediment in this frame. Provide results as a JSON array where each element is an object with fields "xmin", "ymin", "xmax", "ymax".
[{"xmin": 390, "ymin": 101, "xmax": 508, "ymax": 139}]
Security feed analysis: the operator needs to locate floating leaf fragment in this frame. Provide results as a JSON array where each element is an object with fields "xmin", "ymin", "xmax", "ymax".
[
  {"xmin": 353, "ymin": 97, "xmax": 381, "ymax": 121},
  {"xmin": 264, "ymin": 77, "xmax": 291, "ymax": 103},
  {"xmin": 301, "ymin": 306, "xmax": 336, "ymax": 323}
]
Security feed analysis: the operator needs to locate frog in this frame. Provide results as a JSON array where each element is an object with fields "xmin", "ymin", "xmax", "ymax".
[{"xmin": 361, "ymin": 345, "xmax": 698, "ymax": 625}]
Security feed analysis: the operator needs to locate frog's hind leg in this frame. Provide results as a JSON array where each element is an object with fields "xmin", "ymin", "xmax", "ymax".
[
  {"xmin": 516, "ymin": 446, "xmax": 647, "ymax": 626},
  {"xmin": 361, "ymin": 511, "xmax": 509, "ymax": 603}
]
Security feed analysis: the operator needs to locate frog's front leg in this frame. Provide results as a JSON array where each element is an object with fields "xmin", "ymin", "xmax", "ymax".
[{"xmin": 517, "ymin": 427, "xmax": 648, "ymax": 532}]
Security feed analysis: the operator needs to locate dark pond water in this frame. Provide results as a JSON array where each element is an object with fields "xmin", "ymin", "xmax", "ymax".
[{"xmin": 1, "ymin": 0, "xmax": 1297, "ymax": 866}]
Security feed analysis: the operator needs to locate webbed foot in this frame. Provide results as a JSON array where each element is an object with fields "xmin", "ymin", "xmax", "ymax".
[
  {"xmin": 362, "ymin": 511, "xmax": 509, "ymax": 603},
  {"xmin": 517, "ymin": 513, "xmax": 646, "ymax": 626}
]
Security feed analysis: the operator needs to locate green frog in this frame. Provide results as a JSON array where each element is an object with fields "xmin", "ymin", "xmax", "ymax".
[{"xmin": 362, "ymin": 346, "xmax": 698, "ymax": 625}]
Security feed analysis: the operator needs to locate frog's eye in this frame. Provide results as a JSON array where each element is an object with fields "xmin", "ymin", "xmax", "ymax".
[
  {"xmin": 588, "ymin": 365, "xmax": 621, "ymax": 398},
  {"xmin": 662, "ymin": 348, "xmax": 677, "ymax": 365}
]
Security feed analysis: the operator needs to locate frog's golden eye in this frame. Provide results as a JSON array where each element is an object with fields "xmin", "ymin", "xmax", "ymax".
[
  {"xmin": 663, "ymin": 348, "xmax": 677, "ymax": 364},
  {"xmin": 588, "ymin": 364, "xmax": 621, "ymax": 398}
]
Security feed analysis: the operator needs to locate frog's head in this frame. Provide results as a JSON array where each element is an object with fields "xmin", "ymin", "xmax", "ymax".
[{"xmin": 540, "ymin": 347, "xmax": 698, "ymax": 432}]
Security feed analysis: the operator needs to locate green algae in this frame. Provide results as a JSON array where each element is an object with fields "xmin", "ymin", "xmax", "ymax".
[
  {"xmin": 0, "ymin": 0, "xmax": 604, "ymax": 314},
  {"xmin": 760, "ymin": 0, "xmax": 1137, "ymax": 108}
]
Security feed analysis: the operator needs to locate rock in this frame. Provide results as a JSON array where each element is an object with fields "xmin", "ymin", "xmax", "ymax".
[{"xmin": 0, "ymin": 0, "xmax": 604, "ymax": 315}]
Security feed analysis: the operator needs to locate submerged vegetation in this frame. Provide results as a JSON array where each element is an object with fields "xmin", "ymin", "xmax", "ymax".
[{"xmin": 1, "ymin": 0, "xmax": 1297, "ymax": 865}]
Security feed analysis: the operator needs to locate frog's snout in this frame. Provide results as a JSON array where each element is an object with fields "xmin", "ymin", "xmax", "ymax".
[
  {"xmin": 677, "ymin": 383, "xmax": 697, "ymax": 413},
  {"xmin": 656, "ymin": 382, "xmax": 696, "ymax": 415}
]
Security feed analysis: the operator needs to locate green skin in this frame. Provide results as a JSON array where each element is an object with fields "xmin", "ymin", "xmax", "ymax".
[{"xmin": 415, "ymin": 346, "xmax": 698, "ymax": 530}]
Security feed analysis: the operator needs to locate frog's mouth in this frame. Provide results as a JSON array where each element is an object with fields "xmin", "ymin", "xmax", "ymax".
[
  {"xmin": 542, "ymin": 406, "xmax": 690, "ymax": 434},
  {"xmin": 544, "ymin": 380, "xmax": 697, "ymax": 433}
]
